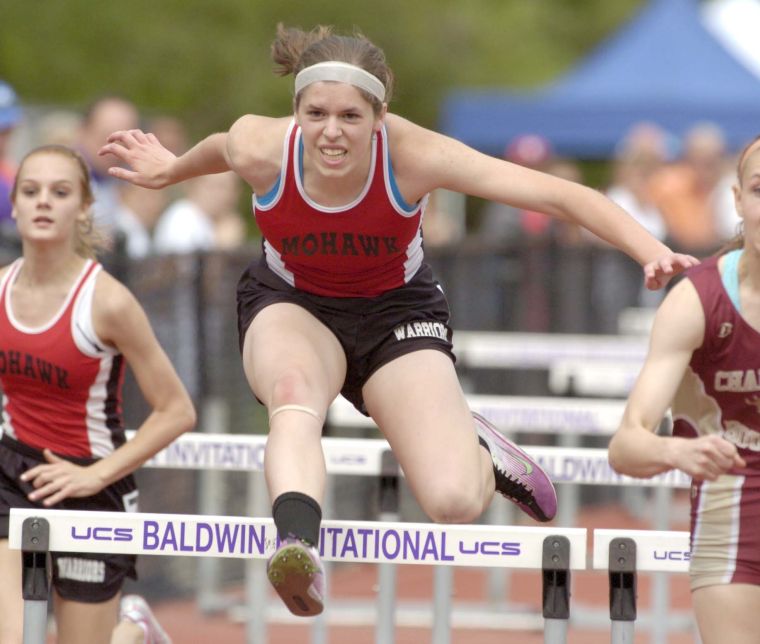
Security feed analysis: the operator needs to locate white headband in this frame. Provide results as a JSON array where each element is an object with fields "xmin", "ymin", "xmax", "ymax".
[{"xmin": 294, "ymin": 61, "xmax": 386, "ymax": 102}]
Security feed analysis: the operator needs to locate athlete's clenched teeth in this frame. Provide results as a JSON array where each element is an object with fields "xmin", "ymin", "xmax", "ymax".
[{"xmin": 321, "ymin": 148, "xmax": 346, "ymax": 158}]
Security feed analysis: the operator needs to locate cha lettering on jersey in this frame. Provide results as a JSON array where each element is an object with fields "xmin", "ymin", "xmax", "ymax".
[
  {"xmin": 715, "ymin": 369, "xmax": 760, "ymax": 393},
  {"xmin": 0, "ymin": 350, "xmax": 69, "ymax": 388},
  {"xmin": 722, "ymin": 420, "xmax": 760, "ymax": 451}
]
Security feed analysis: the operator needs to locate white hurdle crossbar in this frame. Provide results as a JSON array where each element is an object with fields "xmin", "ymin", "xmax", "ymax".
[
  {"xmin": 593, "ymin": 528, "xmax": 690, "ymax": 574},
  {"xmin": 133, "ymin": 430, "xmax": 690, "ymax": 489},
  {"xmin": 328, "ymin": 393, "xmax": 629, "ymax": 435},
  {"xmin": 547, "ymin": 359, "xmax": 643, "ymax": 397},
  {"xmin": 452, "ymin": 331, "xmax": 648, "ymax": 369},
  {"xmin": 9, "ymin": 508, "xmax": 586, "ymax": 567},
  {"xmin": 10, "ymin": 508, "xmax": 585, "ymax": 644}
]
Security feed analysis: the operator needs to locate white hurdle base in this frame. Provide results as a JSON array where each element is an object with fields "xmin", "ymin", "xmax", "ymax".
[{"xmin": 229, "ymin": 599, "xmax": 545, "ymax": 631}]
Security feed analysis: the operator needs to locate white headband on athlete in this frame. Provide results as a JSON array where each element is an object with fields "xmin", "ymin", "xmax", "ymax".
[{"xmin": 294, "ymin": 61, "xmax": 386, "ymax": 102}]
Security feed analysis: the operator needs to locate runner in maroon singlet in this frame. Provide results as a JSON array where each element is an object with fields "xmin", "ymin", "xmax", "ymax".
[{"xmin": 609, "ymin": 135, "xmax": 760, "ymax": 644}]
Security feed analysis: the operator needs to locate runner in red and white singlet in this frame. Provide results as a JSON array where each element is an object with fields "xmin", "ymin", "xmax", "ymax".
[
  {"xmin": 0, "ymin": 145, "xmax": 194, "ymax": 644},
  {"xmin": 101, "ymin": 24, "xmax": 697, "ymax": 619}
]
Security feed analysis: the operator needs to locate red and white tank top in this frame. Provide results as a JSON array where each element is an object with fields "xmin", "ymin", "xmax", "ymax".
[
  {"xmin": 672, "ymin": 256, "xmax": 760, "ymax": 474},
  {"xmin": 253, "ymin": 120, "xmax": 427, "ymax": 297},
  {"xmin": 0, "ymin": 259, "xmax": 126, "ymax": 458}
]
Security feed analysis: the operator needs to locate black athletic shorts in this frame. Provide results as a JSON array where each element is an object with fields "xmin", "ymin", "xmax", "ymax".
[
  {"xmin": 0, "ymin": 433, "xmax": 138, "ymax": 603},
  {"xmin": 236, "ymin": 257, "xmax": 456, "ymax": 415}
]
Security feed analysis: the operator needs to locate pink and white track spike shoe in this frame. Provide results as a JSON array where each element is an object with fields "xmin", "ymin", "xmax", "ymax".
[
  {"xmin": 267, "ymin": 537, "xmax": 325, "ymax": 616},
  {"xmin": 120, "ymin": 594, "xmax": 172, "ymax": 644},
  {"xmin": 474, "ymin": 411, "xmax": 557, "ymax": 522}
]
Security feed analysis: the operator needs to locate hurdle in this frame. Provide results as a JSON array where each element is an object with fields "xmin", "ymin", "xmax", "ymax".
[
  {"xmin": 130, "ymin": 429, "xmax": 689, "ymax": 643},
  {"xmin": 134, "ymin": 429, "xmax": 688, "ymax": 490},
  {"xmin": 9, "ymin": 508, "xmax": 586, "ymax": 644},
  {"xmin": 9, "ymin": 426, "xmax": 688, "ymax": 643},
  {"xmin": 547, "ymin": 359, "xmax": 643, "ymax": 398},
  {"xmin": 328, "ymin": 393, "xmax": 628, "ymax": 436},
  {"xmin": 326, "ymin": 395, "xmax": 682, "ymax": 522},
  {"xmin": 592, "ymin": 528, "xmax": 693, "ymax": 643},
  {"xmin": 452, "ymin": 330, "xmax": 648, "ymax": 369},
  {"xmin": 323, "ymin": 401, "xmax": 687, "ymax": 644}
]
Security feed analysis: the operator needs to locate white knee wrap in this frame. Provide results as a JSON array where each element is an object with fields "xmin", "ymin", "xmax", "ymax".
[{"xmin": 268, "ymin": 404, "xmax": 323, "ymax": 424}]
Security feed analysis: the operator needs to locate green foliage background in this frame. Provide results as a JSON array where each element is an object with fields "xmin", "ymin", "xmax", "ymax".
[{"xmin": 1, "ymin": 0, "xmax": 644, "ymax": 138}]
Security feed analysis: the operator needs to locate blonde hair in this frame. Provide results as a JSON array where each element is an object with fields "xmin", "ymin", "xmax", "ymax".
[
  {"xmin": 716, "ymin": 134, "xmax": 760, "ymax": 255},
  {"xmin": 736, "ymin": 134, "xmax": 760, "ymax": 186},
  {"xmin": 271, "ymin": 24, "xmax": 393, "ymax": 115},
  {"xmin": 11, "ymin": 145, "xmax": 107, "ymax": 259}
]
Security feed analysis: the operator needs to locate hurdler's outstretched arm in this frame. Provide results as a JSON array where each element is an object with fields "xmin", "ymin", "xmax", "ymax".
[{"xmin": 99, "ymin": 128, "xmax": 230, "ymax": 188}]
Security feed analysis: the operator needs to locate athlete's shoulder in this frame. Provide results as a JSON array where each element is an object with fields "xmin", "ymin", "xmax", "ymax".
[
  {"xmin": 384, "ymin": 113, "xmax": 440, "ymax": 146},
  {"xmin": 92, "ymin": 270, "xmax": 137, "ymax": 319},
  {"xmin": 228, "ymin": 115, "xmax": 292, "ymax": 191},
  {"xmin": 384, "ymin": 113, "xmax": 451, "ymax": 171},
  {"xmin": 90, "ymin": 270, "xmax": 150, "ymax": 349},
  {"xmin": 685, "ymin": 254, "xmax": 720, "ymax": 279},
  {"xmin": 229, "ymin": 114, "xmax": 292, "ymax": 142}
]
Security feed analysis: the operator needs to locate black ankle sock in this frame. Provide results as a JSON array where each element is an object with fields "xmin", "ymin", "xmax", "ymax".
[
  {"xmin": 478, "ymin": 436, "xmax": 491, "ymax": 453},
  {"xmin": 272, "ymin": 491, "xmax": 322, "ymax": 546}
]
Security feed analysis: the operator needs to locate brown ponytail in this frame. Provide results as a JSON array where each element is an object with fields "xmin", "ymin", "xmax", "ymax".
[{"xmin": 270, "ymin": 23, "xmax": 394, "ymax": 114}]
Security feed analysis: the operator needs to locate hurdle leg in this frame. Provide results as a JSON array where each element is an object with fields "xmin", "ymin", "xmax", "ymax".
[
  {"xmin": 310, "ymin": 475, "xmax": 333, "ymax": 644},
  {"xmin": 246, "ymin": 471, "xmax": 268, "ymax": 644},
  {"xmin": 650, "ymin": 482, "xmax": 671, "ymax": 644},
  {"xmin": 376, "ymin": 450, "xmax": 400, "ymax": 644},
  {"xmin": 432, "ymin": 566, "xmax": 452, "ymax": 644},
  {"xmin": 542, "ymin": 535, "xmax": 570, "ymax": 644},
  {"xmin": 556, "ymin": 433, "xmax": 579, "ymax": 527},
  {"xmin": 197, "ymin": 397, "xmax": 232, "ymax": 613},
  {"xmin": 608, "ymin": 538, "xmax": 636, "ymax": 644},
  {"xmin": 21, "ymin": 517, "xmax": 50, "ymax": 644}
]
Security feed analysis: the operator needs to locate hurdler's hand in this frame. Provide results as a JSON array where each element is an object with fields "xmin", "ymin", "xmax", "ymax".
[
  {"xmin": 643, "ymin": 252, "xmax": 700, "ymax": 290},
  {"xmin": 671, "ymin": 435, "xmax": 746, "ymax": 481},
  {"xmin": 98, "ymin": 129, "xmax": 177, "ymax": 189},
  {"xmin": 20, "ymin": 449, "xmax": 107, "ymax": 506}
]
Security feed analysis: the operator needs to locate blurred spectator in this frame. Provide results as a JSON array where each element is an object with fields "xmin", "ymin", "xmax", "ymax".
[
  {"xmin": 477, "ymin": 134, "xmax": 555, "ymax": 242},
  {"xmin": 143, "ymin": 115, "xmax": 190, "ymax": 206},
  {"xmin": 153, "ymin": 171, "xmax": 245, "ymax": 254},
  {"xmin": 146, "ymin": 115, "xmax": 189, "ymax": 156},
  {"xmin": 113, "ymin": 182, "xmax": 170, "ymax": 259},
  {"xmin": 421, "ymin": 190, "xmax": 464, "ymax": 248},
  {"xmin": 476, "ymin": 134, "xmax": 584, "ymax": 331},
  {"xmin": 35, "ymin": 109, "xmax": 82, "ymax": 148},
  {"xmin": 76, "ymin": 95, "xmax": 141, "ymax": 237},
  {"xmin": 713, "ymin": 149, "xmax": 744, "ymax": 242},
  {"xmin": 0, "ymin": 81, "xmax": 22, "ymax": 233},
  {"xmin": 590, "ymin": 122, "xmax": 670, "ymax": 332},
  {"xmin": 608, "ymin": 122, "xmax": 670, "ymax": 241},
  {"xmin": 648, "ymin": 122, "xmax": 733, "ymax": 255}
]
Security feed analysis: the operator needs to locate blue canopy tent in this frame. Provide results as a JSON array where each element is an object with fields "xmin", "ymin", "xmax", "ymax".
[{"xmin": 439, "ymin": 0, "xmax": 760, "ymax": 158}]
